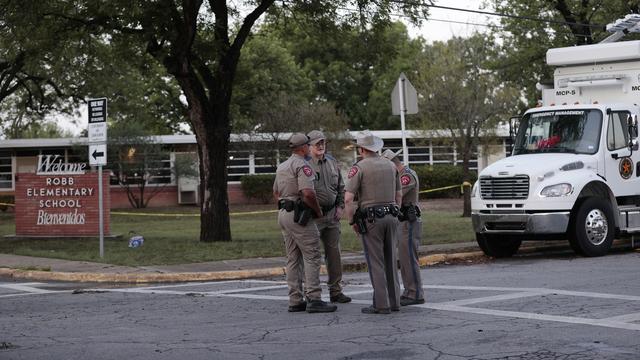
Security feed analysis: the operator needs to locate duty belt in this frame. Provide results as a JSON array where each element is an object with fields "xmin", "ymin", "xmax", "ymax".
[
  {"xmin": 360, "ymin": 204, "xmax": 399, "ymax": 221},
  {"xmin": 278, "ymin": 199, "xmax": 296, "ymax": 212}
]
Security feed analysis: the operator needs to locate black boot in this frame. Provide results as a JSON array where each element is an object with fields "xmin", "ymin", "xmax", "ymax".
[{"xmin": 306, "ymin": 300, "xmax": 337, "ymax": 313}]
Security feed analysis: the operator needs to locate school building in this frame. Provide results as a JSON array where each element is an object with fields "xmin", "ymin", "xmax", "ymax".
[{"xmin": 0, "ymin": 130, "xmax": 509, "ymax": 208}]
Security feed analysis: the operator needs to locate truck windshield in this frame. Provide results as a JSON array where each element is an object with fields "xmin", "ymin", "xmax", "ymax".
[{"xmin": 513, "ymin": 109, "xmax": 602, "ymax": 155}]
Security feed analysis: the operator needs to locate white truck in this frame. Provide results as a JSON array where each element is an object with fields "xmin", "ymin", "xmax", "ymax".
[{"xmin": 471, "ymin": 17, "xmax": 640, "ymax": 257}]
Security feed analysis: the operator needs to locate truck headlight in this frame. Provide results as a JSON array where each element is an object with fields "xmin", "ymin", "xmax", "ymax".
[
  {"xmin": 540, "ymin": 183, "xmax": 573, "ymax": 197},
  {"xmin": 471, "ymin": 181, "xmax": 479, "ymax": 198}
]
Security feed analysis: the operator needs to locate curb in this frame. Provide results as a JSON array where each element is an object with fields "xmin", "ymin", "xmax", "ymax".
[
  {"xmin": 0, "ymin": 267, "xmax": 287, "ymax": 284},
  {"xmin": 0, "ymin": 251, "xmax": 486, "ymax": 284},
  {"xmin": 2, "ymin": 241, "xmax": 635, "ymax": 284}
]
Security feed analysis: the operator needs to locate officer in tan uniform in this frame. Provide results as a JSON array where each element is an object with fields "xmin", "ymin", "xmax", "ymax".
[
  {"xmin": 382, "ymin": 149, "xmax": 425, "ymax": 306},
  {"xmin": 306, "ymin": 130, "xmax": 351, "ymax": 304},
  {"xmin": 273, "ymin": 133, "xmax": 337, "ymax": 313},
  {"xmin": 345, "ymin": 131, "xmax": 402, "ymax": 314}
]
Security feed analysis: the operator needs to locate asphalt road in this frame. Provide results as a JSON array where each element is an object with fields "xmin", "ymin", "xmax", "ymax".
[{"xmin": 2, "ymin": 249, "xmax": 640, "ymax": 360}]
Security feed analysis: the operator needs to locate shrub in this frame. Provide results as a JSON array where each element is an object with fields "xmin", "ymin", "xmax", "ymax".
[
  {"xmin": 412, "ymin": 165, "xmax": 477, "ymax": 199},
  {"xmin": 0, "ymin": 195, "xmax": 14, "ymax": 212},
  {"xmin": 240, "ymin": 174, "xmax": 276, "ymax": 204}
]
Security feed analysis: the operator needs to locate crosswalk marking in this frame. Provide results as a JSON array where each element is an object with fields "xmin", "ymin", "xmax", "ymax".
[{"xmin": 2, "ymin": 280, "xmax": 640, "ymax": 331}]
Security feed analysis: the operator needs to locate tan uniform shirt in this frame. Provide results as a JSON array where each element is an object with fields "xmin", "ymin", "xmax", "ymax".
[
  {"xmin": 308, "ymin": 154, "xmax": 344, "ymax": 208},
  {"xmin": 273, "ymin": 154, "xmax": 316, "ymax": 200},
  {"xmin": 399, "ymin": 166, "xmax": 419, "ymax": 206},
  {"xmin": 345, "ymin": 154, "xmax": 400, "ymax": 208}
]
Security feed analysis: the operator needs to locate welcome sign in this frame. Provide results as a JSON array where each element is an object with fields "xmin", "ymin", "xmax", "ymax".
[{"xmin": 15, "ymin": 155, "xmax": 110, "ymax": 237}]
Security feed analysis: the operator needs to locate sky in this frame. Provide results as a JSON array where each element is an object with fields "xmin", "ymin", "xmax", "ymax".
[
  {"xmin": 407, "ymin": 0, "xmax": 493, "ymax": 42},
  {"xmin": 56, "ymin": 1, "xmax": 492, "ymax": 136}
]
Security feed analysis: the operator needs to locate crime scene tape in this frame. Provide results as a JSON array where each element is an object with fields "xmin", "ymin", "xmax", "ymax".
[
  {"xmin": 419, "ymin": 182, "xmax": 472, "ymax": 195},
  {"xmin": 111, "ymin": 209, "xmax": 279, "ymax": 217}
]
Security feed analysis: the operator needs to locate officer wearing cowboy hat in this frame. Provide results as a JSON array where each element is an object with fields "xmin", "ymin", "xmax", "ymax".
[
  {"xmin": 306, "ymin": 130, "xmax": 351, "ymax": 304},
  {"xmin": 344, "ymin": 130, "xmax": 402, "ymax": 314},
  {"xmin": 273, "ymin": 133, "xmax": 337, "ymax": 313},
  {"xmin": 382, "ymin": 148, "xmax": 425, "ymax": 306}
]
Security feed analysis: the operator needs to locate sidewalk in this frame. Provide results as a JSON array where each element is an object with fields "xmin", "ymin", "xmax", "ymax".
[{"xmin": 0, "ymin": 240, "xmax": 584, "ymax": 284}]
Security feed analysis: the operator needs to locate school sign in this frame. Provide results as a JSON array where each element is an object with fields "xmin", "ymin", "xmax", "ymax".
[{"xmin": 14, "ymin": 154, "xmax": 110, "ymax": 237}]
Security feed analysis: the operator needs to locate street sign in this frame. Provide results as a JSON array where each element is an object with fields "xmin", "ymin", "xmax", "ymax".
[
  {"xmin": 88, "ymin": 122, "xmax": 107, "ymax": 143},
  {"xmin": 87, "ymin": 97, "xmax": 108, "ymax": 258},
  {"xmin": 88, "ymin": 98, "xmax": 107, "ymax": 123},
  {"xmin": 88, "ymin": 98, "xmax": 108, "ymax": 144},
  {"xmin": 89, "ymin": 144, "xmax": 107, "ymax": 166},
  {"xmin": 391, "ymin": 73, "xmax": 419, "ymax": 115}
]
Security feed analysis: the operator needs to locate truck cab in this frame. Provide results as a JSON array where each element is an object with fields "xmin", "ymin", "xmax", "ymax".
[{"xmin": 471, "ymin": 39, "xmax": 640, "ymax": 257}]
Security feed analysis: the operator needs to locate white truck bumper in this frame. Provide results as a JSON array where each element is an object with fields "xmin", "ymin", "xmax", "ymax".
[{"xmin": 471, "ymin": 211, "xmax": 571, "ymax": 234}]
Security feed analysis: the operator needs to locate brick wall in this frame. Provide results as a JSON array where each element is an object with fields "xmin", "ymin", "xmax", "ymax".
[{"xmin": 14, "ymin": 171, "xmax": 110, "ymax": 236}]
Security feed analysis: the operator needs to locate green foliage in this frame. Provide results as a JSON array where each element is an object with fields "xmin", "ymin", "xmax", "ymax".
[
  {"xmin": 489, "ymin": 0, "xmax": 640, "ymax": 107},
  {"xmin": 0, "ymin": 195, "xmax": 14, "ymax": 212},
  {"xmin": 240, "ymin": 174, "xmax": 276, "ymax": 204},
  {"xmin": 413, "ymin": 165, "xmax": 477, "ymax": 199}
]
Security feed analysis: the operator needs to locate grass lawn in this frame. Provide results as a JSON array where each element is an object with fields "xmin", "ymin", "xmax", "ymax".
[{"xmin": 0, "ymin": 204, "xmax": 474, "ymax": 266}]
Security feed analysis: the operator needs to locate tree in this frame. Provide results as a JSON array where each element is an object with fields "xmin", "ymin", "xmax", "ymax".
[
  {"xmin": 414, "ymin": 34, "xmax": 523, "ymax": 217},
  {"xmin": 54, "ymin": 0, "xmax": 430, "ymax": 242},
  {"xmin": 106, "ymin": 122, "xmax": 195, "ymax": 208},
  {"xmin": 265, "ymin": 18, "xmax": 425, "ymax": 129},
  {"xmin": 489, "ymin": 0, "xmax": 640, "ymax": 106},
  {"xmin": 0, "ymin": 1, "xmax": 190, "ymax": 138}
]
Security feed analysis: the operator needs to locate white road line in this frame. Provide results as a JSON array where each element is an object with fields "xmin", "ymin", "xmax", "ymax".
[
  {"xmin": 0, "ymin": 291, "xmax": 67, "ymax": 299},
  {"xmin": 0, "ymin": 283, "xmax": 58, "ymax": 294},
  {"xmin": 602, "ymin": 312, "xmax": 640, "ymax": 323},
  {"xmin": 421, "ymin": 303, "xmax": 640, "ymax": 332},
  {"xmin": 437, "ymin": 291, "xmax": 545, "ymax": 306}
]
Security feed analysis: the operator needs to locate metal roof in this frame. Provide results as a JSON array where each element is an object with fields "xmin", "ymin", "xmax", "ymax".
[{"xmin": 0, "ymin": 128, "xmax": 507, "ymax": 150}]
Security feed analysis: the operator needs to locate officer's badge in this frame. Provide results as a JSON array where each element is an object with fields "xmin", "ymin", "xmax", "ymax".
[
  {"xmin": 348, "ymin": 166, "xmax": 358, "ymax": 179},
  {"xmin": 302, "ymin": 165, "xmax": 313, "ymax": 177},
  {"xmin": 400, "ymin": 175, "xmax": 411, "ymax": 186},
  {"xmin": 619, "ymin": 157, "xmax": 633, "ymax": 179}
]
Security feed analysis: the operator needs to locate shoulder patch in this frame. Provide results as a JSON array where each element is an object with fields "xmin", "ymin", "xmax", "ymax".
[
  {"xmin": 400, "ymin": 174, "xmax": 411, "ymax": 186},
  {"xmin": 348, "ymin": 166, "xmax": 359, "ymax": 179},
  {"xmin": 302, "ymin": 165, "xmax": 313, "ymax": 177}
]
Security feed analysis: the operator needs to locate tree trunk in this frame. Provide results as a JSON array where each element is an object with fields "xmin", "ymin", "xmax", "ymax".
[{"xmin": 196, "ymin": 111, "xmax": 232, "ymax": 242}]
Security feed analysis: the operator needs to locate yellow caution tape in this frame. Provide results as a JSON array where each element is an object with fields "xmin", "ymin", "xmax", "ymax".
[
  {"xmin": 0, "ymin": 203, "xmax": 14, "ymax": 207},
  {"xmin": 419, "ymin": 182, "xmax": 473, "ymax": 195},
  {"xmin": 111, "ymin": 209, "xmax": 279, "ymax": 217}
]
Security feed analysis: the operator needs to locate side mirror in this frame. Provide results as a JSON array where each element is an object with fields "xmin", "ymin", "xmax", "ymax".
[{"xmin": 628, "ymin": 114, "xmax": 638, "ymax": 152}]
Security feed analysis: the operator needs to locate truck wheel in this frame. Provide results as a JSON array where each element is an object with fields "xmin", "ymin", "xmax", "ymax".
[
  {"xmin": 569, "ymin": 197, "xmax": 614, "ymax": 257},
  {"xmin": 475, "ymin": 233, "xmax": 522, "ymax": 258}
]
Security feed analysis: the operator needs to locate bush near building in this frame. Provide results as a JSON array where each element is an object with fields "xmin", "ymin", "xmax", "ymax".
[
  {"xmin": 0, "ymin": 195, "xmax": 14, "ymax": 212},
  {"xmin": 413, "ymin": 165, "xmax": 477, "ymax": 199},
  {"xmin": 240, "ymin": 174, "xmax": 276, "ymax": 204}
]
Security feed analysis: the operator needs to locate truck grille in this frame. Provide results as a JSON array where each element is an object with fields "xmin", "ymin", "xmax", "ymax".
[{"xmin": 480, "ymin": 175, "xmax": 529, "ymax": 200}]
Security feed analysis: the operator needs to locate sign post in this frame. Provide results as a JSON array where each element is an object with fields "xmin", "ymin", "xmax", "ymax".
[
  {"xmin": 391, "ymin": 73, "xmax": 419, "ymax": 165},
  {"xmin": 88, "ymin": 98, "xmax": 107, "ymax": 258}
]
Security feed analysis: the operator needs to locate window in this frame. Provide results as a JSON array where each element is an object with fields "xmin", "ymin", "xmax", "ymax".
[
  {"xmin": 0, "ymin": 151, "xmax": 12, "ymax": 189},
  {"xmin": 607, "ymin": 111, "xmax": 630, "ymax": 151},
  {"xmin": 514, "ymin": 109, "xmax": 602, "ymax": 155}
]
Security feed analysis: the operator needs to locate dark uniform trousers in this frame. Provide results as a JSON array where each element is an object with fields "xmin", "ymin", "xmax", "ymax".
[
  {"xmin": 314, "ymin": 207, "xmax": 343, "ymax": 297},
  {"xmin": 278, "ymin": 209, "xmax": 322, "ymax": 306},
  {"xmin": 361, "ymin": 214, "xmax": 401, "ymax": 310},
  {"xmin": 398, "ymin": 219, "xmax": 423, "ymax": 300}
]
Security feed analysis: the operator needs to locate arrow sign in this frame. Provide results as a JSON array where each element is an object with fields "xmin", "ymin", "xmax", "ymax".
[
  {"xmin": 89, "ymin": 144, "xmax": 107, "ymax": 166},
  {"xmin": 92, "ymin": 149, "xmax": 104, "ymax": 160}
]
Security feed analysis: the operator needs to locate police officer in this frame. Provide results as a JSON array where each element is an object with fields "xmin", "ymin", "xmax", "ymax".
[
  {"xmin": 382, "ymin": 149, "xmax": 425, "ymax": 306},
  {"xmin": 273, "ymin": 133, "xmax": 337, "ymax": 313},
  {"xmin": 306, "ymin": 130, "xmax": 351, "ymax": 304},
  {"xmin": 345, "ymin": 131, "xmax": 402, "ymax": 314}
]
